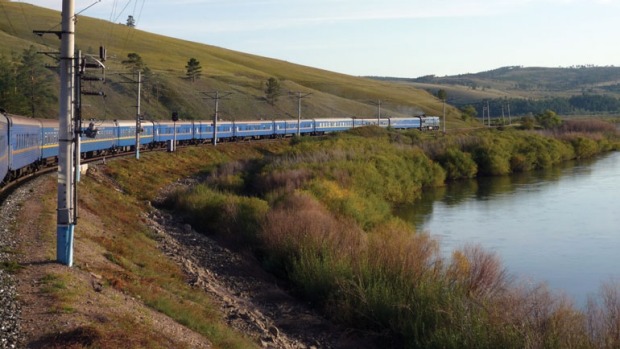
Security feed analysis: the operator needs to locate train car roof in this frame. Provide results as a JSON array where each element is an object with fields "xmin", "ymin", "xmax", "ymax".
[
  {"xmin": 40, "ymin": 119, "xmax": 58, "ymax": 127},
  {"xmin": 152, "ymin": 120, "xmax": 194, "ymax": 126},
  {"xmin": 5, "ymin": 114, "xmax": 42, "ymax": 127},
  {"xmin": 236, "ymin": 120, "xmax": 274, "ymax": 124},
  {"xmin": 115, "ymin": 120, "xmax": 137, "ymax": 127},
  {"xmin": 313, "ymin": 118, "xmax": 352, "ymax": 122}
]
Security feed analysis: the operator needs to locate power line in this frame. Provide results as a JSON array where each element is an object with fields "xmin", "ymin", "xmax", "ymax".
[{"xmin": 0, "ymin": 1, "xmax": 17, "ymax": 36}]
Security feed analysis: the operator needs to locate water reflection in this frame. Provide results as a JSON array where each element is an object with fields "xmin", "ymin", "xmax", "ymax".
[{"xmin": 397, "ymin": 152, "xmax": 619, "ymax": 305}]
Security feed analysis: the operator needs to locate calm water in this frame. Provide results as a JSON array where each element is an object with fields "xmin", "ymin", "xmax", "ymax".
[{"xmin": 398, "ymin": 151, "xmax": 620, "ymax": 305}]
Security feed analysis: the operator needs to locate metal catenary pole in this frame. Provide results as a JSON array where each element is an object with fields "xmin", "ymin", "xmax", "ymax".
[
  {"xmin": 57, "ymin": 0, "xmax": 76, "ymax": 266},
  {"xmin": 135, "ymin": 70, "xmax": 141, "ymax": 159},
  {"xmin": 293, "ymin": 92, "xmax": 311, "ymax": 136}
]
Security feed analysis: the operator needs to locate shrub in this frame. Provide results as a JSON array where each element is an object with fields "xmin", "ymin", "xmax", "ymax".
[
  {"xmin": 168, "ymin": 185, "xmax": 269, "ymax": 245},
  {"xmin": 559, "ymin": 119, "xmax": 617, "ymax": 134},
  {"xmin": 437, "ymin": 147, "xmax": 478, "ymax": 179},
  {"xmin": 569, "ymin": 136, "xmax": 600, "ymax": 159},
  {"xmin": 586, "ymin": 280, "xmax": 620, "ymax": 348},
  {"xmin": 470, "ymin": 143, "xmax": 512, "ymax": 176}
]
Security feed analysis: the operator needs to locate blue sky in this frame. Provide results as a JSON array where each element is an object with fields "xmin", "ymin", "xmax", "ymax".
[{"xmin": 20, "ymin": 0, "xmax": 620, "ymax": 77}]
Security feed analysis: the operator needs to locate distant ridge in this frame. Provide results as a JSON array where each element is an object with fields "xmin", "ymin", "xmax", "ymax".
[{"xmin": 370, "ymin": 66, "xmax": 620, "ymax": 117}]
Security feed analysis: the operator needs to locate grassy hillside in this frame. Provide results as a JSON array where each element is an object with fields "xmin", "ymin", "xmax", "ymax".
[
  {"xmin": 373, "ymin": 66, "xmax": 620, "ymax": 116},
  {"xmin": 0, "ymin": 1, "xmax": 468, "ymax": 127}
]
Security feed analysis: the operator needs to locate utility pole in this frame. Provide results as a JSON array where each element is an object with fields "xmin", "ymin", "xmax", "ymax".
[
  {"xmin": 135, "ymin": 71, "xmax": 141, "ymax": 159},
  {"xmin": 202, "ymin": 91, "xmax": 232, "ymax": 146},
  {"xmin": 117, "ymin": 72, "xmax": 142, "ymax": 159},
  {"xmin": 507, "ymin": 102, "xmax": 512, "ymax": 125},
  {"xmin": 34, "ymin": 0, "xmax": 104, "ymax": 267},
  {"xmin": 501, "ymin": 104, "xmax": 505, "ymax": 125},
  {"xmin": 292, "ymin": 92, "xmax": 312, "ymax": 136},
  {"xmin": 57, "ymin": 0, "xmax": 76, "ymax": 266},
  {"xmin": 486, "ymin": 100, "xmax": 491, "ymax": 127},
  {"xmin": 442, "ymin": 99, "xmax": 446, "ymax": 133},
  {"xmin": 369, "ymin": 99, "xmax": 385, "ymax": 124}
]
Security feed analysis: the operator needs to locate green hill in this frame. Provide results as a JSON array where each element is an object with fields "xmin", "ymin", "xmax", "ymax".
[
  {"xmin": 372, "ymin": 66, "xmax": 620, "ymax": 117},
  {"xmin": 0, "ymin": 1, "xmax": 464, "ymax": 126}
]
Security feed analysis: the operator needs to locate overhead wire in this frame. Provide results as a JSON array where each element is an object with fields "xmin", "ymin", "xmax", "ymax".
[
  {"xmin": 121, "ymin": 0, "xmax": 146, "ymax": 53},
  {"xmin": 0, "ymin": 1, "xmax": 18, "ymax": 37},
  {"xmin": 17, "ymin": 1, "xmax": 36, "ymax": 44},
  {"xmin": 106, "ymin": 0, "xmax": 118, "ymax": 41}
]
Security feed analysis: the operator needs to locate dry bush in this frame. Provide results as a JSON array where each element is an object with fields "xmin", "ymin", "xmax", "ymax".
[
  {"xmin": 554, "ymin": 131, "xmax": 605, "ymax": 143},
  {"xmin": 257, "ymin": 168, "xmax": 313, "ymax": 194},
  {"xmin": 587, "ymin": 280, "xmax": 620, "ymax": 348},
  {"xmin": 448, "ymin": 245, "xmax": 509, "ymax": 299},
  {"xmin": 367, "ymin": 225, "xmax": 441, "ymax": 281},
  {"xmin": 489, "ymin": 282, "xmax": 589, "ymax": 349},
  {"xmin": 261, "ymin": 191, "xmax": 366, "ymax": 263},
  {"xmin": 558, "ymin": 119, "xmax": 618, "ymax": 135}
]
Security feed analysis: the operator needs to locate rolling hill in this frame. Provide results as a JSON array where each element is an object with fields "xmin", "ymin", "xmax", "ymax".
[
  {"xmin": 0, "ymin": 1, "xmax": 464, "ymax": 126},
  {"xmin": 373, "ymin": 65, "xmax": 620, "ymax": 117}
]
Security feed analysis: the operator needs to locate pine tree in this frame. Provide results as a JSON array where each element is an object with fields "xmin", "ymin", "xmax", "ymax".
[
  {"xmin": 185, "ymin": 58, "xmax": 202, "ymax": 82},
  {"xmin": 0, "ymin": 46, "xmax": 54, "ymax": 117},
  {"xmin": 122, "ymin": 53, "xmax": 146, "ymax": 73},
  {"xmin": 264, "ymin": 77, "xmax": 281, "ymax": 105}
]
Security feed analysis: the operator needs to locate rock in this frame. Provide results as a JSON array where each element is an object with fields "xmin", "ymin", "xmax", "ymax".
[
  {"xmin": 268, "ymin": 325, "xmax": 280, "ymax": 338},
  {"xmin": 92, "ymin": 280, "xmax": 104, "ymax": 292}
]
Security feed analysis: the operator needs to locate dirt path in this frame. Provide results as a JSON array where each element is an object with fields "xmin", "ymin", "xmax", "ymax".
[{"xmin": 5, "ymin": 176, "xmax": 211, "ymax": 349}]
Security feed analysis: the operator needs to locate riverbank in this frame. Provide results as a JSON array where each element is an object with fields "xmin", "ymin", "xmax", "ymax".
[
  {"xmin": 1, "ymin": 122, "xmax": 618, "ymax": 348},
  {"xmin": 160, "ymin": 124, "xmax": 619, "ymax": 348}
]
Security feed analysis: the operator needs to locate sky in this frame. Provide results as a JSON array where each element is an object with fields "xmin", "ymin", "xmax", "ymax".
[{"xmin": 17, "ymin": 0, "xmax": 620, "ymax": 78}]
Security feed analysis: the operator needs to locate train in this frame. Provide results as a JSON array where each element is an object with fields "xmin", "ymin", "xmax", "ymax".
[{"xmin": 0, "ymin": 111, "xmax": 440, "ymax": 186}]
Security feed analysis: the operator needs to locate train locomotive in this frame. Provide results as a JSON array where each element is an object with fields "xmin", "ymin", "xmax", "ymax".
[{"xmin": 0, "ymin": 111, "xmax": 439, "ymax": 187}]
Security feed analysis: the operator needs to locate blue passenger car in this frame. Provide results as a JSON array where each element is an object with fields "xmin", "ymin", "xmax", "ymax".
[
  {"xmin": 139, "ymin": 120, "xmax": 154, "ymax": 146},
  {"xmin": 234, "ymin": 120, "xmax": 274, "ymax": 139},
  {"xmin": 0, "ymin": 113, "xmax": 9, "ymax": 184},
  {"xmin": 273, "ymin": 120, "xmax": 299, "ymax": 137},
  {"xmin": 116, "ymin": 120, "xmax": 138, "ymax": 151},
  {"xmin": 215, "ymin": 121, "xmax": 234, "ymax": 141},
  {"xmin": 354, "ymin": 118, "xmax": 389, "ymax": 128},
  {"xmin": 153, "ymin": 121, "xmax": 194, "ymax": 144},
  {"xmin": 298, "ymin": 119, "xmax": 315, "ymax": 135},
  {"xmin": 314, "ymin": 118, "xmax": 352, "ymax": 134},
  {"xmin": 7, "ymin": 115, "xmax": 41, "ymax": 177},
  {"xmin": 80, "ymin": 120, "xmax": 117, "ymax": 155},
  {"xmin": 389, "ymin": 117, "xmax": 421, "ymax": 130},
  {"xmin": 192, "ymin": 120, "xmax": 213, "ymax": 142},
  {"xmin": 41, "ymin": 119, "xmax": 59, "ymax": 164}
]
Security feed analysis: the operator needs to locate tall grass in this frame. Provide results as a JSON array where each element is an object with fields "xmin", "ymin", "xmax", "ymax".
[{"xmin": 165, "ymin": 126, "xmax": 620, "ymax": 348}]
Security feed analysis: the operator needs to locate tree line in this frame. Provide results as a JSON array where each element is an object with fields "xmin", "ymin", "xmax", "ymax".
[
  {"xmin": 465, "ymin": 94, "xmax": 620, "ymax": 118},
  {"xmin": 0, "ymin": 46, "xmax": 56, "ymax": 118}
]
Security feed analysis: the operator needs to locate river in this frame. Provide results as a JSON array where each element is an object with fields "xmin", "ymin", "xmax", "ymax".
[{"xmin": 398, "ymin": 151, "xmax": 620, "ymax": 305}]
